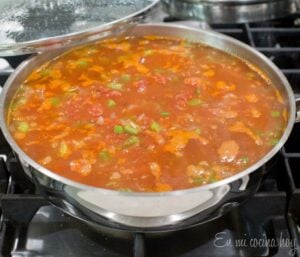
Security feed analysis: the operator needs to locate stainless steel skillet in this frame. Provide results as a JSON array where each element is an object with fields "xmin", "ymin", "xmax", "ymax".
[{"xmin": 0, "ymin": 23, "xmax": 299, "ymax": 229}]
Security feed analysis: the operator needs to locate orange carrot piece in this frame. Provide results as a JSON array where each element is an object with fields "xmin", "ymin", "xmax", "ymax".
[
  {"xmin": 164, "ymin": 130, "xmax": 209, "ymax": 156},
  {"xmin": 156, "ymin": 183, "xmax": 172, "ymax": 192},
  {"xmin": 245, "ymin": 94, "xmax": 259, "ymax": 103}
]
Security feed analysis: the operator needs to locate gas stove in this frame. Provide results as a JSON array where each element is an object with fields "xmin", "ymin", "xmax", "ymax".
[{"xmin": 1, "ymin": 7, "xmax": 300, "ymax": 257}]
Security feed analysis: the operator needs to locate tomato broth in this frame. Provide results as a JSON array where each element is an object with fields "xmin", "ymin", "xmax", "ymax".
[{"xmin": 7, "ymin": 36, "xmax": 287, "ymax": 192}]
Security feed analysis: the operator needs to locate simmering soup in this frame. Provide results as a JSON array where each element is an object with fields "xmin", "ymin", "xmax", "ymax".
[{"xmin": 7, "ymin": 36, "xmax": 287, "ymax": 192}]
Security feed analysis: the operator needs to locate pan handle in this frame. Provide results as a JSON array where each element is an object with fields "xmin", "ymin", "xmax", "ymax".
[
  {"xmin": 296, "ymin": 98, "xmax": 300, "ymax": 123},
  {"xmin": 0, "ymin": 58, "xmax": 14, "ymax": 76},
  {"xmin": 0, "ymin": 58, "xmax": 14, "ymax": 95},
  {"xmin": 163, "ymin": 20, "xmax": 211, "ymax": 30}
]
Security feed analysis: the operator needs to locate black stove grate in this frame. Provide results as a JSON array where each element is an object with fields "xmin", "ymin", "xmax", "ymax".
[
  {"xmin": 0, "ymin": 13, "xmax": 300, "ymax": 257},
  {"xmin": 211, "ymin": 16, "xmax": 300, "ymax": 97}
]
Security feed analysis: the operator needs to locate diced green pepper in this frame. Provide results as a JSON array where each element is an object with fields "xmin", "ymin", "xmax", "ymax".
[
  {"xmin": 77, "ymin": 60, "xmax": 89, "ymax": 68},
  {"xmin": 187, "ymin": 98, "xmax": 203, "ymax": 106},
  {"xmin": 106, "ymin": 181, "xmax": 117, "ymax": 187},
  {"xmin": 107, "ymin": 99, "xmax": 117, "ymax": 108},
  {"xmin": 50, "ymin": 97, "xmax": 60, "ymax": 107},
  {"xmin": 195, "ymin": 128, "xmax": 202, "ymax": 135},
  {"xmin": 120, "ymin": 74, "xmax": 131, "ymax": 82},
  {"xmin": 270, "ymin": 138, "xmax": 279, "ymax": 146},
  {"xmin": 239, "ymin": 156, "xmax": 249, "ymax": 164},
  {"xmin": 144, "ymin": 49, "xmax": 154, "ymax": 56},
  {"xmin": 107, "ymin": 82, "xmax": 123, "ymax": 91},
  {"xmin": 124, "ymin": 123, "xmax": 139, "ymax": 135},
  {"xmin": 114, "ymin": 125, "xmax": 124, "ymax": 134},
  {"xmin": 17, "ymin": 121, "xmax": 29, "ymax": 133},
  {"xmin": 209, "ymin": 177, "xmax": 218, "ymax": 183},
  {"xmin": 123, "ymin": 136, "xmax": 140, "ymax": 147},
  {"xmin": 161, "ymin": 112, "xmax": 170, "ymax": 117},
  {"xmin": 193, "ymin": 177, "xmax": 204, "ymax": 185},
  {"xmin": 99, "ymin": 150, "xmax": 111, "ymax": 161},
  {"xmin": 150, "ymin": 121, "xmax": 162, "ymax": 132},
  {"xmin": 271, "ymin": 111, "xmax": 281, "ymax": 118}
]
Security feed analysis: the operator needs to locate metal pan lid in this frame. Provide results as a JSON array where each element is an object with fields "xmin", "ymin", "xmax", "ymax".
[{"xmin": 0, "ymin": 0, "xmax": 159, "ymax": 56}]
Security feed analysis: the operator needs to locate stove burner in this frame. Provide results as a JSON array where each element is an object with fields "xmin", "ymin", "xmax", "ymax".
[{"xmin": 0, "ymin": 157, "xmax": 295, "ymax": 257}]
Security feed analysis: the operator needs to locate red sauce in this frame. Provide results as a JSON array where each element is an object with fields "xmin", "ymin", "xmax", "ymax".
[{"xmin": 7, "ymin": 36, "xmax": 287, "ymax": 192}]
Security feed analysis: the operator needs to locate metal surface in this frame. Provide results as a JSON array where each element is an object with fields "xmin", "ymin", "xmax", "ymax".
[
  {"xmin": 0, "ymin": 24, "xmax": 296, "ymax": 228},
  {"xmin": 296, "ymin": 98, "xmax": 300, "ymax": 123},
  {"xmin": 162, "ymin": 0, "xmax": 300, "ymax": 23},
  {"xmin": 0, "ymin": 0, "xmax": 159, "ymax": 56}
]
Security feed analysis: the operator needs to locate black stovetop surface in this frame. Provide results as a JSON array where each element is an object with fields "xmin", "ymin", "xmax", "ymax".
[{"xmin": 1, "ymin": 11, "xmax": 300, "ymax": 257}]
